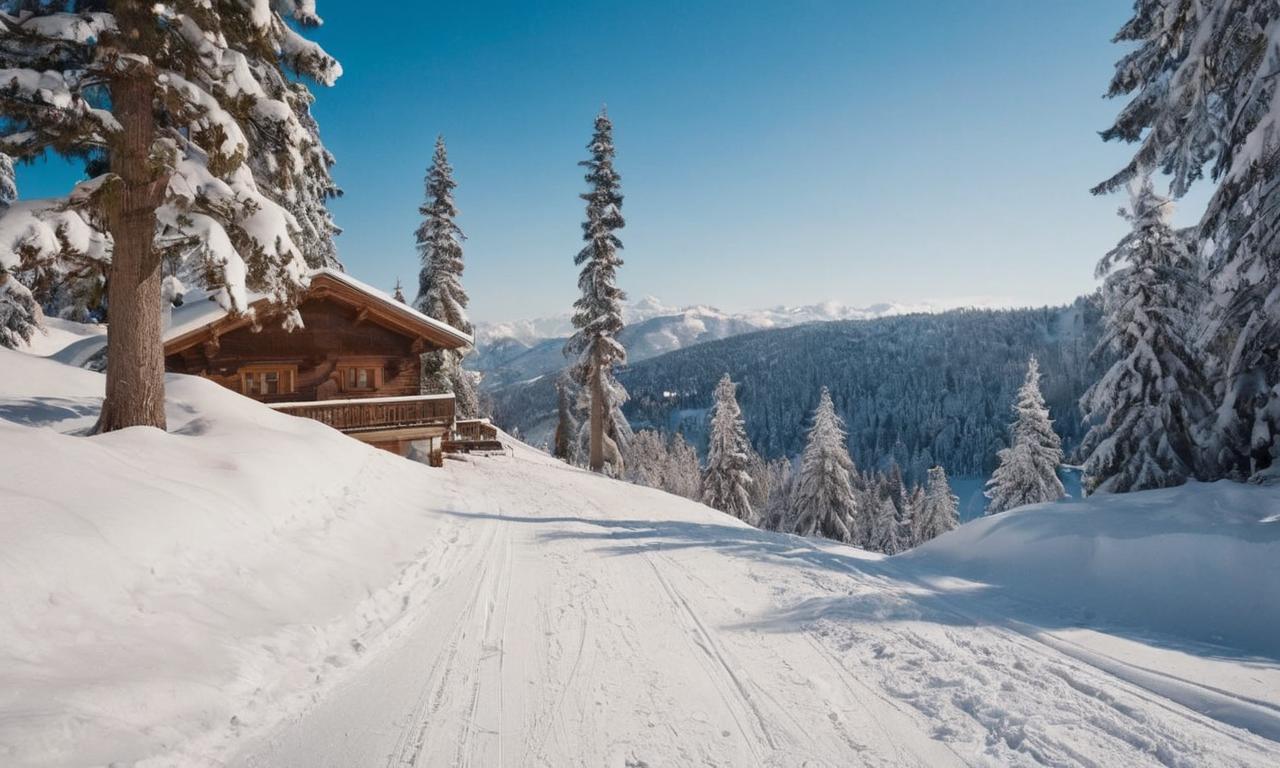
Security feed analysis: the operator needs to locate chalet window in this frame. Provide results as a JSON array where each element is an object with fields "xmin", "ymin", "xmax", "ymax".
[
  {"xmin": 340, "ymin": 364, "xmax": 382, "ymax": 392},
  {"xmin": 240, "ymin": 365, "xmax": 296, "ymax": 397}
]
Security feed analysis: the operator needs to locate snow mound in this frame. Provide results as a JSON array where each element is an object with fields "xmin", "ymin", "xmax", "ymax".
[
  {"xmin": 2, "ymin": 348, "xmax": 1279, "ymax": 766},
  {"xmin": 0, "ymin": 348, "xmax": 457, "ymax": 767},
  {"xmin": 901, "ymin": 483, "xmax": 1280, "ymax": 656}
]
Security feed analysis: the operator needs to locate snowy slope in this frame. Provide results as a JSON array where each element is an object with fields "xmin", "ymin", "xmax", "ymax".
[{"xmin": 2, "ymin": 349, "xmax": 1279, "ymax": 767}]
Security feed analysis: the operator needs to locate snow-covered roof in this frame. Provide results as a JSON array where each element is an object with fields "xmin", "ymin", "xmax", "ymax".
[
  {"xmin": 58, "ymin": 268, "xmax": 472, "ymax": 362},
  {"xmin": 164, "ymin": 267, "xmax": 473, "ymax": 351},
  {"xmin": 311, "ymin": 268, "xmax": 473, "ymax": 346}
]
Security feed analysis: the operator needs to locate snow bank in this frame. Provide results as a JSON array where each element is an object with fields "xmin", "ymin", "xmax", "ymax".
[
  {"xmin": 3, "ymin": 346, "xmax": 1278, "ymax": 766},
  {"xmin": 901, "ymin": 483, "xmax": 1280, "ymax": 656},
  {"xmin": 0, "ymin": 348, "xmax": 459, "ymax": 767}
]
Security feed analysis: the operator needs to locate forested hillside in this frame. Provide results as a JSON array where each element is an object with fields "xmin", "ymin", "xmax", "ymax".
[{"xmin": 492, "ymin": 298, "xmax": 1102, "ymax": 485}]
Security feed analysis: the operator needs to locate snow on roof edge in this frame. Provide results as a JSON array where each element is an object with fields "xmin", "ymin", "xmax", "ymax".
[{"xmin": 311, "ymin": 268, "xmax": 473, "ymax": 346}]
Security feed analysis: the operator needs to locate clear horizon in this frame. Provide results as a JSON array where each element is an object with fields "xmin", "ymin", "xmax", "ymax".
[{"xmin": 11, "ymin": 0, "xmax": 1215, "ymax": 324}]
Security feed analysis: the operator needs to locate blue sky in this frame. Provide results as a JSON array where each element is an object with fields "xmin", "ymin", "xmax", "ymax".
[{"xmin": 14, "ymin": 1, "xmax": 1214, "ymax": 323}]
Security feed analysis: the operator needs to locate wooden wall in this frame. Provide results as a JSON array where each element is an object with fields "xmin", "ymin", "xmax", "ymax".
[{"xmin": 166, "ymin": 296, "xmax": 438, "ymax": 402}]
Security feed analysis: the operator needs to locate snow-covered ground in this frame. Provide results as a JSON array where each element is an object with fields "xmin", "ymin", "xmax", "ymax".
[{"xmin": 2, "ymin": 348, "xmax": 1278, "ymax": 767}]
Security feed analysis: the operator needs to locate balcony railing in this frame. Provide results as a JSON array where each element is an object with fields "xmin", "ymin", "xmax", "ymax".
[{"xmin": 269, "ymin": 394, "xmax": 455, "ymax": 434}]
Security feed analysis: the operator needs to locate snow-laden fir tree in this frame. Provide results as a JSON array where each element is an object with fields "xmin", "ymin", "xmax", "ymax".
[
  {"xmin": 415, "ymin": 136, "xmax": 479, "ymax": 416},
  {"xmin": 0, "ymin": 153, "xmax": 12, "ymax": 207},
  {"xmin": 762, "ymin": 457, "xmax": 795, "ymax": 531},
  {"xmin": 1095, "ymin": 0, "xmax": 1280, "ymax": 480},
  {"xmin": 393, "ymin": 278, "xmax": 406, "ymax": 304},
  {"xmin": 867, "ymin": 493, "xmax": 906, "ymax": 555},
  {"xmin": 625, "ymin": 430, "xmax": 703, "ymax": 501},
  {"xmin": 1080, "ymin": 176, "xmax": 1208, "ymax": 494},
  {"xmin": 986, "ymin": 357, "xmax": 1067, "ymax": 513},
  {"xmin": 0, "ymin": 151, "xmax": 38, "ymax": 348},
  {"xmin": 626, "ymin": 430, "xmax": 667, "ymax": 489},
  {"xmin": 790, "ymin": 388, "xmax": 860, "ymax": 543},
  {"xmin": 906, "ymin": 484, "xmax": 926, "ymax": 545},
  {"xmin": 702, "ymin": 374, "xmax": 756, "ymax": 522},
  {"xmin": 916, "ymin": 466, "xmax": 959, "ymax": 543},
  {"xmin": 665, "ymin": 433, "xmax": 703, "ymax": 500},
  {"xmin": 0, "ymin": 2, "xmax": 341, "ymax": 430},
  {"xmin": 565, "ymin": 109, "xmax": 631, "ymax": 474},
  {"xmin": 553, "ymin": 377, "xmax": 578, "ymax": 464}
]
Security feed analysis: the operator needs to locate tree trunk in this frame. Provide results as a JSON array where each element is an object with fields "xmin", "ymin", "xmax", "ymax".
[
  {"xmin": 589, "ymin": 359, "xmax": 605, "ymax": 473},
  {"xmin": 95, "ymin": 74, "xmax": 165, "ymax": 433}
]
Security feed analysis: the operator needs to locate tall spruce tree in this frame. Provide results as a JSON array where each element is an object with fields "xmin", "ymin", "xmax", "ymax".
[
  {"xmin": 986, "ymin": 357, "xmax": 1066, "ymax": 513},
  {"xmin": 1081, "ymin": 176, "xmax": 1208, "ymax": 494},
  {"xmin": 917, "ymin": 466, "xmax": 959, "ymax": 543},
  {"xmin": 0, "ymin": 2, "xmax": 341, "ymax": 430},
  {"xmin": 415, "ymin": 136, "xmax": 478, "ymax": 416},
  {"xmin": 565, "ymin": 108, "xmax": 631, "ymax": 474},
  {"xmin": 702, "ymin": 374, "xmax": 756, "ymax": 523},
  {"xmin": 1096, "ymin": 0, "xmax": 1280, "ymax": 480},
  {"xmin": 790, "ymin": 388, "xmax": 860, "ymax": 543}
]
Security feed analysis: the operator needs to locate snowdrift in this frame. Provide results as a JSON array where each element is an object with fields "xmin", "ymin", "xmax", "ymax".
[
  {"xmin": 901, "ymin": 482, "xmax": 1280, "ymax": 656},
  {"xmin": 0, "ymin": 349, "xmax": 460, "ymax": 766},
  {"xmin": 2, "ymin": 346, "xmax": 1278, "ymax": 766}
]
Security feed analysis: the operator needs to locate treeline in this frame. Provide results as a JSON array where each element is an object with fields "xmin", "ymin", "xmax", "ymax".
[
  {"xmin": 618, "ymin": 379, "xmax": 960, "ymax": 555},
  {"xmin": 618, "ymin": 299, "xmax": 1101, "ymax": 486}
]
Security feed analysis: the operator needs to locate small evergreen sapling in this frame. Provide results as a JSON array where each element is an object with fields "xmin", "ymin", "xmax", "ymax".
[
  {"xmin": 986, "ymin": 357, "xmax": 1066, "ymax": 513},
  {"xmin": 790, "ymin": 388, "xmax": 860, "ymax": 543},
  {"xmin": 917, "ymin": 466, "xmax": 960, "ymax": 543}
]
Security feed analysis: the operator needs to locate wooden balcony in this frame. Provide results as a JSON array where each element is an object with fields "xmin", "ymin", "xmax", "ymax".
[
  {"xmin": 269, "ymin": 394, "xmax": 456, "ymax": 465},
  {"xmin": 269, "ymin": 393, "xmax": 455, "ymax": 433}
]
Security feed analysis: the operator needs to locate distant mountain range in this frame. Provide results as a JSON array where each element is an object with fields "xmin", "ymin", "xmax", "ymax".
[
  {"xmin": 485, "ymin": 298, "xmax": 1103, "ymax": 499},
  {"xmin": 470, "ymin": 295, "xmax": 1014, "ymax": 390}
]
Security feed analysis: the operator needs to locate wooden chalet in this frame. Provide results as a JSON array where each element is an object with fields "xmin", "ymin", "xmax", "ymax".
[{"xmin": 162, "ymin": 269, "xmax": 472, "ymax": 465}]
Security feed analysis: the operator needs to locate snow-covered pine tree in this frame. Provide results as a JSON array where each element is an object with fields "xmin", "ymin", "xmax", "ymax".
[
  {"xmin": 917, "ymin": 466, "xmax": 959, "ymax": 543},
  {"xmin": 790, "ymin": 388, "xmax": 860, "ymax": 543},
  {"xmin": 665, "ymin": 433, "xmax": 703, "ymax": 500},
  {"xmin": 906, "ymin": 484, "xmax": 926, "ymax": 546},
  {"xmin": 1095, "ymin": 0, "xmax": 1280, "ymax": 480},
  {"xmin": 393, "ymin": 279, "xmax": 407, "ymax": 304},
  {"xmin": 867, "ymin": 492, "xmax": 905, "ymax": 555},
  {"xmin": 0, "ymin": 2, "xmax": 341, "ymax": 430},
  {"xmin": 553, "ymin": 377, "xmax": 578, "ymax": 464},
  {"xmin": 625, "ymin": 430, "xmax": 667, "ymax": 489},
  {"xmin": 986, "ymin": 357, "xmax": 1067, "ymax": 513},
  {"xmin": 0, "ymin": 153, "xmax": 12, "ymax": 207},
  {"xmin": 702, "ymin": 374, "xmax": 756, "ymax": 522},
  {"xmin": 762, "ymin": 457, "xmax": 795, "ymax": 531},
  {"xmin": 415, "ymin": 136, "xmax": 478, "ymax": 417},
  {"xmin": 1080, "ymin": 176, "xmax": 1208, "ymax": 494},
  {"xmin": 0, "ymin": 151, "xmax": 37, "ymax": 348},
  {"xmin": 565, "ymin": 109, "xmax": 631, "ymax": 474},
  {"xmin": 276, "ymin": 81, "xmax": 342, "ymax": 271}
]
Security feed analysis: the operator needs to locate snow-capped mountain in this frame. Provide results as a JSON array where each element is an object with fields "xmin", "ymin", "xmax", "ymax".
[
  {"xmin": 474, "ymin": 295, "xmax": 681, "ymax": 346},
  {"xmin": 474, "ymin": 295, "xmax": 1012, "ymax": 347},
  {"xmin": 471, "ymin": 295, "xmax": 1015, "ymax": 390}
]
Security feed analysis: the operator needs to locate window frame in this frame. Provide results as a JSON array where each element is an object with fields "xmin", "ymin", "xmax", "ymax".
[
  {"xmin": 337, "ymin": 360, "xmax": 384, "ymax": 393},
  {"xmin": 239, "ymin": 364, "xmax": 298, "ymax": 398}
]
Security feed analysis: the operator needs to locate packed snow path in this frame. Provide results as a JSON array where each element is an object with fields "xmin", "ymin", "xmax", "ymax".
[{"xmin": 232, "ymin": 450, "xmax": 1280, "ymax": 768}]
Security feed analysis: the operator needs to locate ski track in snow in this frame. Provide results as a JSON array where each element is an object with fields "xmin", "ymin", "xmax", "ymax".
[{"xmin": 228, "ymin": 450, "xmax": 1280, "ymax": 768}]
